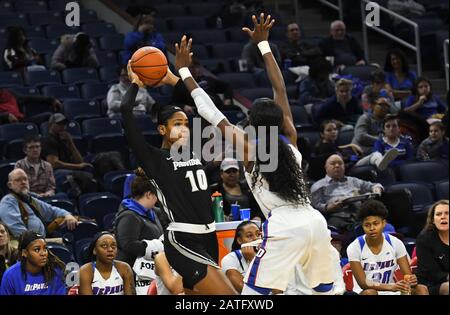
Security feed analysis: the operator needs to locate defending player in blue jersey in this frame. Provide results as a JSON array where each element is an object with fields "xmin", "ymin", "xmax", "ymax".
[{"xmin": 0, "ymin": 231, "xmax": 66, "ymax": 295}]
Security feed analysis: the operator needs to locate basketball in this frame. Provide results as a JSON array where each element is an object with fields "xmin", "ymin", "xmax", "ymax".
[{"xmin": 130, "ymin": 46, "xmax": 168, "ymax": 86}]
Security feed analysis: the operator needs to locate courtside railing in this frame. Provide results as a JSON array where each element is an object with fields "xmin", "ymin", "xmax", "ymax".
[
  {"xmin": 360, "ymin": 0, "xmax": 422, "ymax": 76},
  {"xmin": 319, "ymin": 0, "xmax": 343, "ymax": 21},
  {"xmin": 444, "ymin": 39, "xmax": 449, "ymax": 91}
]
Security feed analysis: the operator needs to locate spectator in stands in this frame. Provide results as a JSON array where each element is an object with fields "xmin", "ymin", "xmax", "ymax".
[
  {"xmin": 107, "ymin": 66, "xmax": 155, "ymax": 118},
  {"xmin": 154, "ymin": 252, "xmax": 183, "ymax": 295},
  {"xmin": 241, "ymin": 40, "xmax": 281, "ymax": 73},
  {"xmin": 417, "ymin": 121, "xmax": 449, "ymax": 161},
  {"xmin": 416, "ymin": 200, "xmax": 449, "ymax": 295},
  {"xmin": 352, "ymin": 97, "xmax": 392, "ymax": 155},
  {"xmin": 0, "ymin": 231, "xmax": 66, "ymax": 295},
  {"xmin": 347, "ymin": 200, "xmax": 429, "ymax": 295},
  {"xmin": 310, "ymin": 154, "xmax": 383, "ymax": 232},
  {"xmin": 313, "ymin": 78, "xmax": 363, "ymax": 126},
  {"xmin": 2, "ymin": 26, "xmax": 44, "ymax": 74},
  {"xmin": 298, "ymin": 57, "xmax": 335, "ymax": 109},
  {"xmin": 371, "ymin": 114, "xmax": 414, "ymax": 167},
  {"xmin": 189, "ymin": 60, "xmax": 241, "ymax": 112},
  {"xmin": 319, "ymin": 20, "xmax": 365, "ymax": 70},
  {"xmin": 279, "ymin": 22, "xmax": 322, "ymax": 67},
  {"xmin": 211, "ymin": 158, "xmax": 263, "ymax": 221},
  {"xmin": 115, "ymin": 168, "xmax": 164, "ymax": 294},
  {"xmin": 0, "ymin": 222, "xmax": 18, "ymax": 286},
  {"xmin": 79, "ymin": 232, "xmax": 135, "ymax": 295},
  {"xmin": 14, "ymin": 135, "xmax": 56, "ymax": 198},
  {"xmin": 404, "ymin": 77, "xmax": 447, "ymax": 120},
  {"xmin": 122, "ymin": 13, "xmax": 165, "ymax": 65},
  {"xmin": 221, "ymin": 220, "xmax": 261, "ymax": 293},
  {"xmin": 51, "ymin": 32, "xmax": 99, "ymax": 71},
  {"xmin": 361, "ymin": 70, "xmax": 395, "ymax": 112},
  {"xmin": 41, "ymin": 114, "xmax": 92, "ymax": 171},
  {"xmin": 0, "ymin": 169, "xmax": 77, "ymax": 238},
  {"xmin": 0, "ymin": 88, "xmax": 61, "ymax": 124},
  {"xmin": 384, "ymin": 49, "xmax": 416, "ymax": 100}
]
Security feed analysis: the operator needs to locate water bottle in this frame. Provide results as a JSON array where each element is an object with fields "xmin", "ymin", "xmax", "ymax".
[
  {"xmin": 211, "ymin": 191, "xmax": 225, "ymax": 222},
  {"xmin": 283, "ymin": 58, "xmax": 292, "ymax": 70}
]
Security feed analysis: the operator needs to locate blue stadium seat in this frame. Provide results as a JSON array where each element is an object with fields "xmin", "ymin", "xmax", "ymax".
[
  {"xmin": 40, "ymin": 120, "xmax": 82, "ymax": 138},
  {"xmin": 299, "ymin": 130, "xmax": 321, "ymax": 148},
  {"xmin": 226, "ymin": 28, "xmax": 248, "ymax": 42},
  {"xmin": 0, "ymin": 1, "xmax": 14, "ymax": 12},
  {"xmin": 98, "ymin": 34, "xmax": 124, "ymax": 51},
  {"xmin": 290, "ymin": 105, "xmax": 313, "ymax": 128},
  {"xmin": 199, "ymin": 58, "xmax": 230, "ymax": 74},
  {"xmin": 103, "ymin": 213, "xmax": 116, "ymax": 231},
  {"xmin": 23, "ymin": 25, "xmax": 46, "ymax": 38},
  {"xmin": 347, "ymin": 165, "xmax": 378, "ymax": 182},
  {"xmin": 96, "ymin": 51, "xmax": 118, "ymax": 66},
  {"xmin": 376, "ymin": 167, "xmax": 397, "ymax": 187},
  {"xmin": 239, "ymin": 87, "xmax": 273, "ymax": 101},
  {"xmin": 82, "ymin": 118, "xmax": 122, "ymax": 137},
  {"xmin": 45, "ymin": 24, "xmax": 80, "ymax": 39},
  {"xmin": 397, "ymin": 161, "xmax": 449, "ymax": 183},
  {"xmin": 190, "ymin": 30, "xmax": 227, "ymax": 44},
  {"xmin": 8, "ymin": 86, "xmax": 40, "ymax": 96},
  {"xmin": 0, "ymin": 123, "xmax": 39, "ymax": 158},
  {"xmin": 61, "ymin": 221, "xmax": 100, "ymax": 244},
  {"xmin": 48, "ymin": 0, "xmax": 71, "ymax": 11},
  {"xmin": 29, "ymin": 38, "xmax": 59, "ymax": 54},
  {"xmin": 156, "ymin": 4, "xmax": 186, "ymax": 17},
  {"xmin": 80, "ymin": 82, "xmax": 109, "ymax": 100},
  {"xmin": 0, "ymin": 162, "xmax": 15, "ymax": 193},
  {"xmin": 217, "ymin": 73, "xmax": 256, "ymax": 89},
  {"xmin": 191, "ymin": 45, "xmax": 210, "ymax": 59},
  {"xmin": 63, "ymin": 99, "xmax": 102, "ymax": 122},
  {"xmin": 169, "ymin": 16, "xmax": 206, "ymax": 31},
  {"xmin": 0, "ymin": 13, "xmax": 28, "ymax": 27},
  {"xmin": 29, "ymin": 11, "xmax": 64, "ymax": 26},
  {"xmin": 25, "ymin": 70, "xmax": 61, "ymax": 87},
  {"xmin": 341, "ymin": 65, "xmax": 379, "ymax": 82},
  {"xmin": 386, "ymin": 182, "xmax": 434, "ymax": 212},
  {"xmin": 435, "ymin": 180, "xmax": 449, "ymax": 200},
  {"xmin": 62, "ymin": 68, "xmax": 99, "ymax": 85},
  {"xmin": 82, "ymin": 118, "xmax": 126, "ymax": 155},
  {"xmin": 73, "ymin": 238, "xmax": 92, "ymax": 265},
  {"xmin": 103, "ymin": 170, "xmax": 133, "ymax": 197},
  {"xmin": 47, "ymin": 243, "xmax": 74, "ymax": 264},
  {"xmin": 211, "ymin": 42, "xmax": 244, "ymax": 59},
  {"xmin": 337, "ymin": 129, "xmax": 354, "ymax": 146},
  {"xmin": 187, "ymin": 3, "xmax": 222, "ymax": 16},
  {"xmin": 41, "ymin": 84, "xmax": 80, "ymax": 100},
  {"xmin": 99, "ymin": 65, "xmax": 119, "ymax": 83},
  {"xmin": 46, "ymin": 198, "xmax": 76, "ymax": 214},
  {"xmin": 223, "ymin": 111, "xmax": 246, "ymax": 125},
  {"xmin": 78, "ymin": 192, "xmax": 121, "ymax": 229},
  {"xmin": 0, "ymin": 72, "xmax": 23, "ymax": 87},
  {"xmin": 14, "ymin": 0, "xmax": 48, "ymax": 12},
  {"xmin": 79, "ymin": 9, "xmax": 99, "ymax": 23},
  {"xmin": 81, "ymin": 22, "xmax": 116, "ymax": 37}
]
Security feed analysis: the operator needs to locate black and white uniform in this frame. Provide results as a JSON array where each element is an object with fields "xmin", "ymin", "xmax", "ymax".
[{"xmin": 121, "ymin": 84, "xmax": 218, "ymax": 289}]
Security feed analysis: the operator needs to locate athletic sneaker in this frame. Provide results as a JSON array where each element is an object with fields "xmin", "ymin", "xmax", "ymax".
[{"xmin": 376, "ymin": 148, "xmax": 400, "ymax": 171}]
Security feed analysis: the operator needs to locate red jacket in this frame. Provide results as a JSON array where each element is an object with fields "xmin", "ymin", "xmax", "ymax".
[{"xmin": 0, "ymin": 89, "xmax": 25, "ymax": 119}]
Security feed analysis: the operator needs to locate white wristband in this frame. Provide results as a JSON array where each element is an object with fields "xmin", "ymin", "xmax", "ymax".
[
  {"xmin": 257, "ymin": 41, "xmax": 271, "ymax": 56},
  {"xmin": 178, "ymin": 67, "xmax": 192, "ymax": 81}
]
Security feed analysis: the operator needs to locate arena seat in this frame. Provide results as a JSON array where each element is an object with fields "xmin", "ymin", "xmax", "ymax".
[
  {"xmin": 190, "ymin": 30, "xmax": 227, "ymax": 44},
  {"xmin": 169, "ymin": 16, "xmax": 207, "ymax": 31},
  {"xmin": 347, "ymin": 165, "xmax": 378, "ymax": 182},
  {"xmin": 217, "ymin": 73, "xmax": 256, "ymax": 89},
  {"xmin": 96, "ymin": 51, "xmax": 118, "ymax": 67},
  {"xmin": 29, "ymin": 11, "xmax": 64, "ymax": 26},
  {"xmin": 341, "ymin": 65, "xmax": 379, "ymax": 82},
  {"xmin": 64, "ymin": 99, "xmax": 102, "ymax": 122},
  {"xmin": 46, "ymin": 198, "xmax": 76, "ymax": 214},
  {"xmin": 435, "ymin": 180, "xmax": 449, "ymax": 200},
  {"xmin": 99, "ymin": 65, "xmax": 120, "ymax": 83},
  {"xmin": 99, "ymin": 34, "xmax": 124, "ymax": 51},
  {"xmin": 81, "ymin": 22, "xmax": 116, "ymax": 37},
  {"xmin": 80, "ymin": 82, "xmax": 109, "ymax": 101},
  {"xmin": 79, "ymin": 192, "xmax": 121, "ymax": 229},
  {"xmin": 397, "ymin": 161, "xmax": 448, "ymax": 183},
  {"xmin": 0, "ymin": 71, "xmax": 23, "ymax": 87},
  {"xmin": 47, "ymin": 243, "xmax": 74, "ymax": 264},
  {"xmin": 239, "ymin": 87, "xmax": 273, "ymax": 101},
  {"xmin": 0, "ymin": 122, "xmax": 39, "ymax": 159},
  {"xmin": 62, "ymin": 68, "xmax": 99, "ymax": 85},
  {"xmin": 42, "ymin": 84, "xmax": 80, "ymax": 100},
  {"xmin": 25, "ymin": 70, "xmax": 61, "ymax": 87}
]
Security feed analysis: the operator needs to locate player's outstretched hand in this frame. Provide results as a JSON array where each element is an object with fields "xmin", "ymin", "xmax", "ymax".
[
  {"xmin": 127, "ymin": 60, "xmax": 145, "ymax": 88},
  {"xmin": 175, "ymin": 35, "xmax": 193, "ymax": 71},
  {"xmin": 242, "ymin": 13, "xmax": 275, "ymax": 44}
]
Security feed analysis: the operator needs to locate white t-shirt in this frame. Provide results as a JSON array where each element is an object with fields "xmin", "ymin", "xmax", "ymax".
[
  {"xmin": 347, "ymin": 233, "xmax": 408, "ymax": 294},
  {"xmin": 221, "ymin": 249, "xmax": 250, "ymax": 276}
]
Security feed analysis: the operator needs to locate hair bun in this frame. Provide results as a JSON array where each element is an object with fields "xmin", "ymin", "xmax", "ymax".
[{"xmin": 134, "ymin": 167, "xmax": 148, "ymax": 178}]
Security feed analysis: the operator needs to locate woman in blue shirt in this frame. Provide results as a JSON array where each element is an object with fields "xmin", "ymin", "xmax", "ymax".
[
  {"xmin": 384, "ymin": 49, "xmax": 416, "ymax": 101},
  {"xmin": 404, "ymin": 77, "xmax": 447, "ymax": 120},
  {"xmin": 122, "ymin": 14, "xmax": 166, "ymax": 65},
  {"xmin": 0, "ymin": 231, "xmax": 66, "ymax": 295}
]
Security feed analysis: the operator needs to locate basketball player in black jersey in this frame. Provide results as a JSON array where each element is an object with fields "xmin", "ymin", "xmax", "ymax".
[{"xmin": 120, "ymin": 65, "xmax": 236, "ymax": 295}]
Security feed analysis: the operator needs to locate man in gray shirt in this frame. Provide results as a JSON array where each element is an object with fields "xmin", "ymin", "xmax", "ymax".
[
  {"xmin": 311, "ymin": 154, "xmax": 383, "ymax": 231},
  {"xmin": 0, "ymin": 169, "xmax": 77, "ymax": 238}
]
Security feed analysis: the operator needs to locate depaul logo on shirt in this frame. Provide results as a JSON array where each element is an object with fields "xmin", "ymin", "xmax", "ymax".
[{"xmin": 25, "ymin": 283, "xmax": 49, "ymax": 292}]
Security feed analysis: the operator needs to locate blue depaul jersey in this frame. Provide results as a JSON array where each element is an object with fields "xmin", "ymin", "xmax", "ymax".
[{"xmin": 0, "ymin": 262, "xmax": 66, "ymax": 295}]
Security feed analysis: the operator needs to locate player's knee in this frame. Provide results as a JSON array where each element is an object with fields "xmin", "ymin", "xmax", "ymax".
[
  {"xmin": 440, "ymin": 282, "xmax": 449, "ymax": 295},
  {"xmin": 413, "ymin": 284, "xmax": 429, "ymax": 295}
]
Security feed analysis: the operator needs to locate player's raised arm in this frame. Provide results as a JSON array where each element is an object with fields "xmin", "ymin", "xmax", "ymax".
[
  {"xmin": 243, "ymin": 13, "xmax": 297, "ymax": 148},
  {"xmin": 175, "ymin": 36, "xmax": 254, "ymax": 170}
]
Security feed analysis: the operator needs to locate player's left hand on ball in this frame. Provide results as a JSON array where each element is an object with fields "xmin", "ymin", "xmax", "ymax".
[
  {"xmin": 127, "ymin": 60, "xmax": 145, "ymax": 88},
  {"xmin": 175, "ymin": 35, "xmax": 193, "ymax": 70}
]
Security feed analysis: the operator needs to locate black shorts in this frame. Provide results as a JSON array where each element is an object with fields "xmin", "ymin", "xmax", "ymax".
[{"xmin": 164, "ymin": 230, "xmax": 219, "ymax": 290}]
